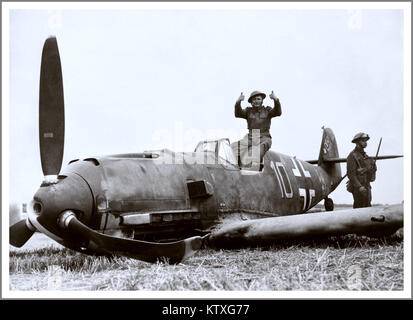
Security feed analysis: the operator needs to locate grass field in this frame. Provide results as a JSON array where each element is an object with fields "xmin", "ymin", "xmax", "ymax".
[{"xmin": 9, "ymin": 230, "xmax": 403, "ymax": 291}]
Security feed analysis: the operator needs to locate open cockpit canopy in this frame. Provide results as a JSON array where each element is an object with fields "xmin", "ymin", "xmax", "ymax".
[{"xmin": 194, "ymin": 138, "xmax": 238, "ymax": 167}]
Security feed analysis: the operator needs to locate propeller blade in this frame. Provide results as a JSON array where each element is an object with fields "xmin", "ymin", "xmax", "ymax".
[
  {"xmin": 61, "ymin": 212, "xmax": 204, "ymax": 263},
  {"xmin": 10, "ymin": 219, "xmax": 36, "ymax": 248},
  {"xmin": 39, "ymin": 36, "xmax": 65, "ymax": 176}
]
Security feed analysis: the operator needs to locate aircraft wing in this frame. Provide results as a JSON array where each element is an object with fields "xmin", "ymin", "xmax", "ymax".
[
  {"xmin": 306, "ymin": 155, "xmax": 403, "ymax": 164},
  {"xmin": 208, "ymin": 204, "xmax": 403, "ymax": 248}
]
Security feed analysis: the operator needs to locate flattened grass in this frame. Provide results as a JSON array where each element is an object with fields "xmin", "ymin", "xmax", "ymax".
[{"xmin": 9, "ymin": 232, "xmax": 403, "ymax": 291}]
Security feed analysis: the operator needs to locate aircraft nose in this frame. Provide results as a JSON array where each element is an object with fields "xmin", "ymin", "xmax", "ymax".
[{"xmin": 29, "ymin": 173, "xmax": 94, "ymax": 240}]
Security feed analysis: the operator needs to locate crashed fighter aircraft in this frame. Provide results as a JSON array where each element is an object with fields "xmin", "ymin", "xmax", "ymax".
[{"xmin": 9, "ymin": 37, "xmax": 403, "ymax": 263}]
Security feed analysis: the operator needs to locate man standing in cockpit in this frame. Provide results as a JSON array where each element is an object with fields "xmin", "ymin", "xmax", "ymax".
[{"xmin": 233, "ymin": 90, "xmax": 282, "ymax": 170}]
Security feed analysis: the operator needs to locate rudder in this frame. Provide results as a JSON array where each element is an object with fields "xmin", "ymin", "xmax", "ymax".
[{"xmin": 318, "ymin": 127, "xmax": 342, "ymax": 190}]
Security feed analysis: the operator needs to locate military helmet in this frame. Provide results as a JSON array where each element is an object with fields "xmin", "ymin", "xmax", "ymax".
[
  {"xmin": 352, "ymin": 132, "xmax": 370, "ymax": 143},
  {"xmin": 248, "ymin": 90, "xmax": 266, "ymax": 103}
]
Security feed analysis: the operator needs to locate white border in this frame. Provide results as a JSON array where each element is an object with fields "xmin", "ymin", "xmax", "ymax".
[
  {"xmin": 1, "ymin": 2, "xmax": 412, "ymax": 10},
  {"xmin": 402, "ymin": 4, "xmax": 412, "ymax": 300},
  {"xmin": 2, "ymin": 1, "xmax": 411, "ymax": 299},
  {"xmin": 2, "ymin": 0, "xmax": 11, "ymax": 299},
  {"xmin": 3, "ymin": 290, "xmax": 411, "ymax": 300}
]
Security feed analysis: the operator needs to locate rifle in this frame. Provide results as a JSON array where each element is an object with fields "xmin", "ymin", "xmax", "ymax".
[{"xmin": 374, "ymin": 137, "xmax": 382, "ymax": 164}]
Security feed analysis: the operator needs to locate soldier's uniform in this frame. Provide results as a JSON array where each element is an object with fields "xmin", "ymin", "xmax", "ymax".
[
  {"xmin": 232, "ymin": 91, "xmax": 281, "ymax": 169},
  {"xmin": 346, "ymin": 133, "xmax": 377, "ymax": 208}
]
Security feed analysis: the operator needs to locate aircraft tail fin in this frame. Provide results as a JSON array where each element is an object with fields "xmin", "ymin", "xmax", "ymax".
[
  {"xmin": 318, "ymin": 127, "xmax": 339, "ymax": 165},
  {"xmin": 317, "ymin": 127, "xmax": 342, "ymax": 190}
]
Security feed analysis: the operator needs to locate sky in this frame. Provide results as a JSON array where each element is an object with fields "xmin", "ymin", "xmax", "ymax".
[{"xmin": 5, "ymin": 4, "xmax": 408, "ymax": 206}]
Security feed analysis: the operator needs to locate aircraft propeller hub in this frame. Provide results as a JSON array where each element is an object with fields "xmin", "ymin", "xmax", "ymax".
[{"xmin": 31, "ymin": 173, "xmax": 94, "ymax": 239}]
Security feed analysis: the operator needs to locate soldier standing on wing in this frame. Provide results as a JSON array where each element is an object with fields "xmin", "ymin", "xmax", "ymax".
[
  {"xmin": 232, "ymin": 90, "xmax": 282, "ymax": 170},
  {"xmin": 346, "ymin": 132, "xmax": 377, "ymax": 208}
]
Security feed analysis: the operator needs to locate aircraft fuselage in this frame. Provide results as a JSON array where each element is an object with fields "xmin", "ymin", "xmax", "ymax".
[{"xmin": 31, "ymin": 148, "xmax": 340, "ymax": 243}]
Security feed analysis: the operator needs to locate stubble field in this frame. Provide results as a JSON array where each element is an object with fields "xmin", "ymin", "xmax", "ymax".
[{"xmin": 9, "ymin": 228, "xmax": 403, "ymax": 291}]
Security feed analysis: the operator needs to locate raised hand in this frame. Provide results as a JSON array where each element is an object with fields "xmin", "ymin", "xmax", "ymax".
[
  {"xmin": 237, "ymin": 92, "xmax": 245, "ymax": 102},
  {"xmin": 269, "ymin": 90, "xmax": 278, "ymax": 100}
]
